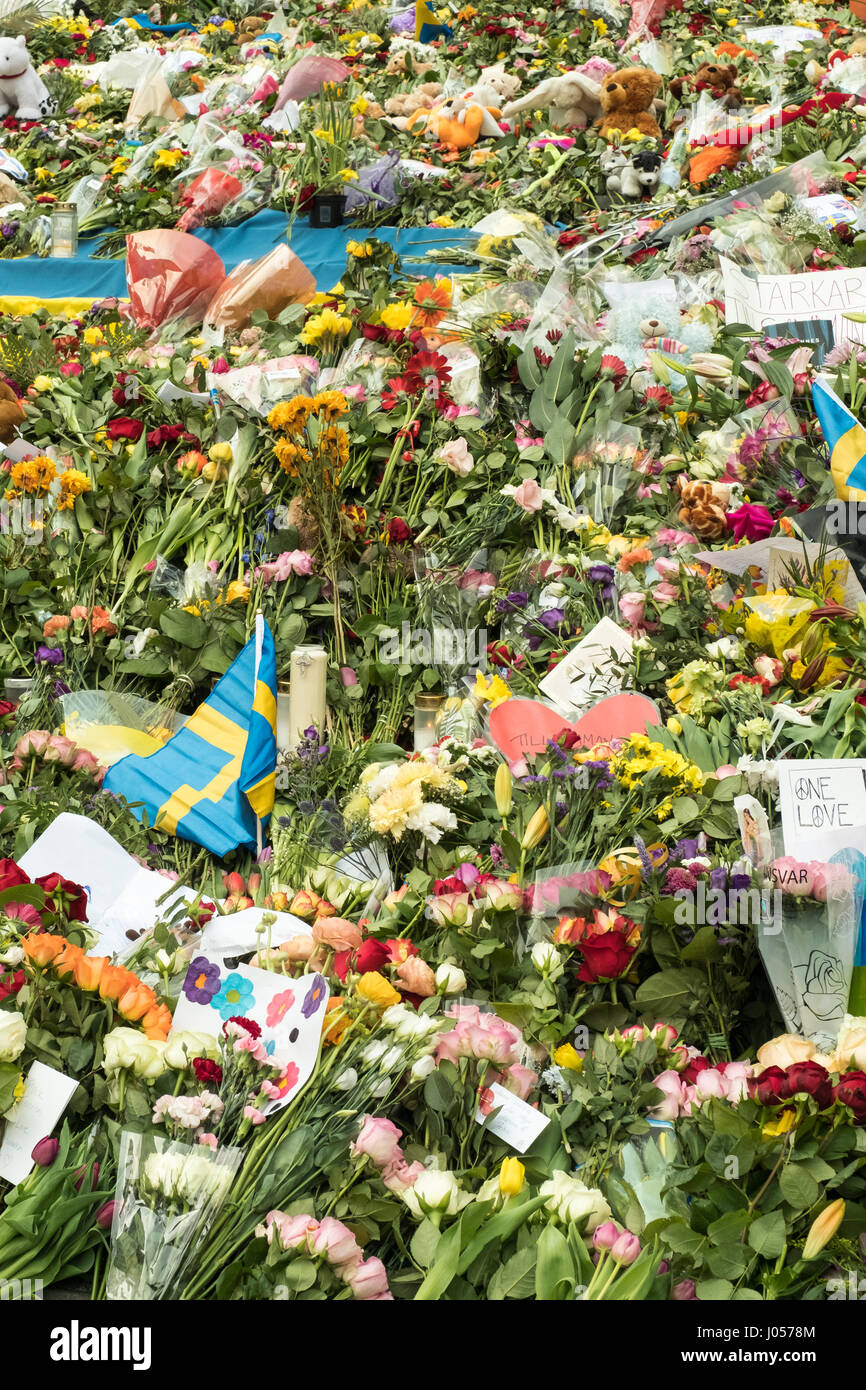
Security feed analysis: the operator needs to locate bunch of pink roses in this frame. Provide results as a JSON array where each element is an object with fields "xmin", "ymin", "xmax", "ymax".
[
  {"xmin": 769, "ymin": 857, "xmax": 852, "ymax": 903},
  {"xmin": 10, "ymin": 730, "xmax": 104, "ymax": 784},
  {"xmin": 350, "ymin": 1114, "xmax": 425, "ymax": 1198},
  {"xmin": 649, "ymin": 1059, "xmax": 753, "ymax": 1119},
  {"xmin": 433, "ymin": 1004, "xmax": 536, "ymax": 1100},
  {"xmin": 258, "ymin": 1211, "xmax": 392, "ymax": 1300}
]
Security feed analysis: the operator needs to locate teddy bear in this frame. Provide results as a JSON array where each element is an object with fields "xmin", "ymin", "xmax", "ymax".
[
  {"xmin": 603, "ymin": 292, "xmax": 714, "ymax": 386},
  {"xmin": 409, "ymin": 95, "xmax": 502, "ymax": 147},
  {"xmin": 461, "ymin": 63, "xmax": 520, "ymax": 110},
  {"xmin": 0, "ymin": 37, "xmax": 54, "ymax": 121},
  {"xmin": 501, "ymin": 69, "xmax": 603, "ymax": 130},
  {"xmin": 385, "ymin": 42, "xmax": 437, "ymax": 78},
  {"xmin": 595, "ymin": 67, "xmax": 662, "ymax": 141},
  {"xmin": 670, "ymin": 62, "xmax": 742, "ymax": 109},
  {"xmin": 0, "ymin": 381, "xmax": 25, "ymax": 445},
  {"xmin": 384, "ymin": 81, "xmax": 443, "ymax": 128}
]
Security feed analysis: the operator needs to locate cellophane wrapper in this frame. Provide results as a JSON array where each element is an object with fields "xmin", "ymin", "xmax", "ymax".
[
  {"xmin": 105, "ymin": 1131, "xmax": 242, "ymax": 1301},
  {"xmin": 204, "ymin": 244, "xmax": 316, "ymax": 330},
  {"xmin": 126, "ymin": 230, "xmax": 226, "ymax": 331}
]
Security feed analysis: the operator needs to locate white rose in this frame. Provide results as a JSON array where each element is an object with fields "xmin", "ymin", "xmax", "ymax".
[
  {"xmin": 403, "ymin": 1169, "xmax": 472, "ymax": 1219},
  {"xmin": 102, "ymin": 1027, "xmax": 167, "ymax": 1080},
  {"xmin": 410, "ymin": 1054, "xmax": 436, "ymax": 1081},
  {"xmin": 435, "ymin": 963, "xmax": 467, "ymax": 995},
  {"xmin": 531, "ymin": 942, "xmax": 562, "ymax": 976},
  {"xmin": 0, "ymin": 946, "xmax": 24, "ymax": 967},
  {"xmin": 163, "ymin": 1030, "xmax": 220, "ymax": 1072},
  {"xmin": 539, "ymin": 1171, "xmax": 611, "ymax": 1232},
  {"xmin": 0, "ymin": 1011, "xmax": 26, "ymax": 1062}
]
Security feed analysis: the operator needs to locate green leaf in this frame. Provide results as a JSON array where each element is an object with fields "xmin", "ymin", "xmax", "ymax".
[
  {"xmin": 634, "ymin": 967, "xmax": 707, "ymax": 1019},
  {"xmin": 488, "ymin": 1245, "xmax": 538, "ymax": 1300},
  {"xmin": 748, "ymin": 1210, "xmax": 787, "ymax": 1258},
  {"xmin": 159, "ymin": 609, "xmax": 207, "ymax": 648},
  {"xmin": 410, "ymin": 1218, "xmax": 441, "ymax": 1270},
  {"xmin": 681, "ymin": 926, "xmax": 722, "ymax": 964},
  {"xmin": 534, "ymin": 1223, "xmax": 574, "ymax": 1301},
  {"xmin": 779, "ymin": 1165, "xmax": 819, "ymax": 1212},
  {"xmin": 423, "ymin": 1069, "xmax": 454, "ymax": 1114}
]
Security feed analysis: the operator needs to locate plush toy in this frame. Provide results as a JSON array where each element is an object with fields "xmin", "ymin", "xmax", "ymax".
[
  {"xmin": 385, "ymin": 41, "xmax": 437, "ymax": 77},
  {"xmin": 384, "ymin": 81, "xmax": 443, "ymax": 126},
  {"xmin": 601, "ymin": 146, "xmax": 662, "ymax": 200},
  {"xmin": 670, "ymin": 62, "xmax": 742, "ymax": 108},
  {"xmin": 604, "ymin": 292, "xmax": 714, "ymax": 385},
  {"xmin": 0, "ymin": 381, "xmax": 25, "ymax": 445},
  {"xmin": 462, "ymin": 63, "xmax": 520, "ymax": 109},
  {"xmin": 501, "ymin": 70, "xmax": 603, "ymax": 130},
  {"xmin": 0, "ymin": 36, "xmax": 54, "ymax": 121},
  {"xmin": 410, "ymin": 96, "xmax": 502, "ymax": 147},
  {"xmin": 595, "ymin": 67, "xmax": 662, "ymax": 141}
]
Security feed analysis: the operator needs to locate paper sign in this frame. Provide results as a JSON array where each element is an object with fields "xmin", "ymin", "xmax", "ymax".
[
  {"xmin": 778, "ymin": 760, "xmax": 866, "ymax": 860},
  {"xmin": 721, "ymin": 256, "xmax": 866, "ymax": 349},
  {"xmin": 743, "ymin": 25, "xmax": 822, "ymax": 55},
  {"xmin": 802, "ymin": 195, "xmax": 857, "ymax": 230},
  {"xmin": 539, "ymin": 617, "xmax": 634, "ymax": 716},
  {"xmin": 489, "ymin": 693, "xmax": 659, "ymax": 761},
  {"xmin": 171, "ymin": 958, "xmax": 328, "ymax": 1109},
  {"xmin": 475, "ymin": 1082, "xmax": 550, "ymax": 1153},
  {"xmin": 18, "ymin": 813, "xmax": 199, "ymax": 957},
  {"xmin": 0, "ymin": 1063, "xmax": 79, "ymax": 1185},
  {"xmin": 694, "ymin": 537, "xmax": 866, "ymax": 610}
]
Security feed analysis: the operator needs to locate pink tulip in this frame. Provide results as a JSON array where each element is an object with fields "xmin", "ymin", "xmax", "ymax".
[
  {"xmin": 593, "ymin": 1221, "xmax": 620, "ymax": 1252},
  {"xmin": 611, "ymin": 1231, "xmax": 641, "ymax": 1266}
]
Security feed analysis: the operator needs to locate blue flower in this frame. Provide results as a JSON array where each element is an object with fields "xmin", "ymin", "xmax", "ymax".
[{"xmin": 211, "ymin": 972, "xmax": 255, "ymax": 1020}]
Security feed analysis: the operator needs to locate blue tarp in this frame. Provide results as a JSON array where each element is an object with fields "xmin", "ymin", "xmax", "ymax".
[{"xmin": 0, "ymin": 210, "xmax": 474, "ymax": 300}]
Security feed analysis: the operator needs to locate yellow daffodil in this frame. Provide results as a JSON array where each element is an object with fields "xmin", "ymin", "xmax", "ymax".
[{"xmin": 473, "ymin": 671, "xmax": 511, "ymax": 708}]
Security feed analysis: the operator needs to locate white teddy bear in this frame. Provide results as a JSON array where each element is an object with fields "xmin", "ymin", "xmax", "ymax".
[{"xmin": 0, "ymin": 36, "xmax": 54, "ymax": 121}]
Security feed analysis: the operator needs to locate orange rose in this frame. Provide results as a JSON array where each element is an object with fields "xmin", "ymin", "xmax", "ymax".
[
  {"xmin": 74, "ymin": 953, "xmax": 109, "ymax": 991},
  {"xmin": 21, "ymin": 932, "xmax": 66, "ymax": 967},
  {"xmin": 98, "ymin": 964, "xmax": 131, "ymax": 1002},
  {"xmin": 142, "ymin": 1003, "xmax": 172, "ymax": 1040},
  {"xmin": 396, "ymin": 956, "xmax": 436, "ymax": 997},
  {"xmin": 117, "ymin": 984, "xmax": 155, "ymax": 1021},
  {"xmin": 54, "ymin": 942, "xmax": 84, "ymax": 979},
  {"xmin": 314, "ymin": 899, "xmax": 337, "ymax": 919},
  {"xmin": 312, "ymin": 917, "xmax": 363, "ymax": 952}
]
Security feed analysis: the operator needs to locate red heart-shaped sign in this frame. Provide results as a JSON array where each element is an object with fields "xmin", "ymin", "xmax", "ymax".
[{"xmin": 488, "ymin": 694, "xmax": 660, "ymax": 763}]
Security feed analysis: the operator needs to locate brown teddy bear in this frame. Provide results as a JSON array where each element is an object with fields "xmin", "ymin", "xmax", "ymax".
[
  {"xmin": 0, "ymin": 380, "xmax": 25, "ymax": 445},
  {"xmin": 670, "ymin": 62, "xmax": 742, "ymax": 108},
  {"xmin": 384, "ymin": 82, "xmax": 443, "ymax": 124},
  {"xmin": 595, "ymin": 67, "xmax": 662, "ymax": 141}
]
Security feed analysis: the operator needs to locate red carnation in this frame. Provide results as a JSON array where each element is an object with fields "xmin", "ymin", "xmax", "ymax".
[
  {"xmin": 192, "ymin": 1057, "xmax": 223, "ymax": 1086},
  {"xmin": 224, "ymin": 1015, "xmax": 261, "ymax": 1038},
  {"xmin": 386, "ymin": 518, "xmax": 413, "ymax": 545}
]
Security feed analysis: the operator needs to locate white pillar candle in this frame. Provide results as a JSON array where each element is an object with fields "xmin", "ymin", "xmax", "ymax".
[
  {"xmin": 289, "ymin": 646, "xmax": 328, "ymax": 745},
  {"xmin": 276, "ymin": 679, "xmax": 292, "ymax": 753}
]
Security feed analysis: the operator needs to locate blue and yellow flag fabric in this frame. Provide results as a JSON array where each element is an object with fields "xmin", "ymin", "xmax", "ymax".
[
  {"xmin": 416, "ymin": 0, "xmax": 453, "ymax": 43},
  {"xmin": 104, "ymin": 614, "xmax": 277, "ymax": 857},
  {"xmin": 812, "ymin": 378, "xmax": 866, "ymax": 503}
]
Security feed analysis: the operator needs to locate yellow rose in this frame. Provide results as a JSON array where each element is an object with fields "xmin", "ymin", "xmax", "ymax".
[
  {"xmin": 32, "ymin": 375, "xmax": 53, "ymax": 392},
  {"xmin": 554, "ymin": 1043, "xmax": 583, "ymax": 1072},
  {"xmin": 832, "ymin": 1018, "xmax": 866, "ymax": 1072},
  {"xmin": 356, "ymin": 972, "xmax": 401, "ymax": 1009}
]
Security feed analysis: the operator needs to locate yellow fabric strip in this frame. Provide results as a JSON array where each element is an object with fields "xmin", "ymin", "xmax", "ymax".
[
  {"xmin": 156, "ymin": 750, "xmax": 243, "ymax": 836},
  {"xmin": 183, "ymin": 703, "xmax": 247, "ymax": 755},
  {"xmin": 246, "ymin": 771, "xmax": 276, "ymax": 818},
  {"xmin": 0, "ymin": 296, "xmax": 131, "ymax": 317},
  {"xmin": 252, "ymin": 679, "xmax": 277, "ymax": 737},
  {"xmin": 831, "ymin": 423, "xmax": 866, "ymax": 502}
]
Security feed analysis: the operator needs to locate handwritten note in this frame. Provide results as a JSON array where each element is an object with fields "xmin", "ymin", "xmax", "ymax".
[
  {"xmin": 0, "ymin": 1063, "xmax": 79, "ymax": 1185},
  {"xmin": 475, "ymin": 1082, "xmax": 550, "ymax": 1153},
  {"xmin": 779, "ymin": 760, "xmax": 866, "ymax": 860},
  {"xmin": 721, "ymin": 257, "xmax": 866, "ymax": 349},
  {"xmin": 539, "ymin": 617, "xmax": 634, "ymax": 716}
]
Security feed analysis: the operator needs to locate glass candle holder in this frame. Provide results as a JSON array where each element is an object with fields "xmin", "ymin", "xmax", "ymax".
[
  {"xmin": 3, "ymin": 677, "xmax": 33, "ymax": 702},
  {"xmin": 51, "ymin": 202, "xmax": 78, "ymax": 258},
  {"xmin": 276, "ymin": 679, "xmax": 291, "ymax": 752},
  {"xmin": 414, "ymin": 693, "xmax": 443, "ymax": 752}
]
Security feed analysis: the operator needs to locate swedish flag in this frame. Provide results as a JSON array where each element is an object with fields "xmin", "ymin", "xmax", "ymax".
[
  {"xmin": 812, "ymin": 378, "xmax": 866, "ymax": 503},
  {"xmin": 104, "ymin": 614, "xmax": 277, "ymax": 857},
  {"xmin": 416, "ymin": 0, "xmax": 453, "ymax": 43}
]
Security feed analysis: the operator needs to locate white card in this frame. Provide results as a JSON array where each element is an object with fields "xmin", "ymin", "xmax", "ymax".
[
  {"xmin": 778, "ymin": 759, "xmax": 866, "ymax": 861},
  {"xmin": 201, "ymin": 906, "xmax": 311, "ymax": 963},
  {"xmin": 0, "ymin": 1063, "xmax": 79, "ymax": 1185},
  {"xmin": 802, "ymin": 195, "xmax": 857, "ymax": 229},
  {"xmin": 475, "ymin": 1081, "xmax": 550, "ymax": 1153},
  {"xmin": 19, "ymin": 813, "xmax": 199, "ymax": 957},
  {"xmin": 171, "ymin": 958, "xmax": 328, "ymax": 1109},
  {"xmin": 539, "ymin": 617, "xmax": 634, "ymax": 716}
]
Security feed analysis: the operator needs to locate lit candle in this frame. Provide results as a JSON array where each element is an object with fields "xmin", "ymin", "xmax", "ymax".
[
  {"xmin": 414, "ymin": 693, "xmax": 443, "ymax": 752},
  {"xmin": 289, "ymin": 646, "xmax": 327, "ymax": 744}
]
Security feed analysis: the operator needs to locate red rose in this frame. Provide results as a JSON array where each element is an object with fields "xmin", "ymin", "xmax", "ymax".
[
  {"xmin": 752, "ymin": 1065, "xmax": 790, "ymax": 1106},
  {"xmin": 334, "ymin": 937, "xmax": 389, "ymax": 982},
  {"xmin": 835, "ymin": 1070, "xmax": 866, "ymax": 1123},
  {"xmin": 0, "ymin": 858, "xmax": 30, "ymax": 891},
  {"xmin": 187, "ymin": 900, "xmax": 215, "ymax": 930},
  {"xmin": 386, "ymin": 518, "xmax": 413, "ymax": 544},
  {"xmin": 106, "ymin": 417, "xmax": 144, "ymax": 441},
  {"xmin": 0, "ymin": 699, "xmax": 17, "ymax": 720},
  {"xmin": 192, "ymin": 1057, "xmax": 223, "ymax": 1085},
  {"xmin": 35, "ymin": 872, "xmax": 88, "ymax": 922},
  {"xmin": 575, "ymin": 930, "xmax": 636, "ymax": 983},
  {"xmin": 786, "ymin": 1060, "xmax": 833, "ymax": 1109}
]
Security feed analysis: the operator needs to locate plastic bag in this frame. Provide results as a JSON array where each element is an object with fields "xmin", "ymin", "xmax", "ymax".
[
  {"xmin": 204, "ymin": 244, "xmax": 316, "ymax": 330},
  {"xmin": 273, "ymin": 54, "xmax": 350, "ymax": 108},
  {"xmin": 124, "ymin": 56, "xmax": 185, "ymax": 127},
  {"xmin": 62, "ymin": 689, "xmax": 187, "ymax": 767},
  {"xmin": 126, "ymin": 230, "xmax": 226, "ymax": 331},
  {"xmin": 177, "ymin": 168, "xmax": 245, "ymax": 234}
]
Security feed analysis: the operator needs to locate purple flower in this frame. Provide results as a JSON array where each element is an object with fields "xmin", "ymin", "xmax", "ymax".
[
  {"xmin": 1, "ymin": 220, "xmax": 19, "ymax": 238},
  {"xmin": 537, "ymin": 608, "xmax": 565, "ymax": 631},
  {"xmin": 182, "ymin": 956, "xmax": 222, "ymax": 1005},
  {"xmin": 53, "ymin": 680, "xmax": 70, "ymax": 698},
  {"xmin": 490, "ymin": 843, "xmax": 504, "ymax": 866},
  {"xmin": 35, "ymin": 646, "xmax": 64, "ymax": 666},
  {"xmin": 587, "ymin": 564, "xmax": 615, "ymax": 599},
  {"xmin": 709, "ymin": 866, "xmax": 727, "ymax": 892},
  {"xmin": 301, "ymin": 974, "xmax": 326, "ymax": 1018},
  {"xmin": 672, "ymin": 837, "xmax": 700, "ymax": 861},
  {"xmin": 730, "ymin": 872, "xmax": 751, "ymax": 892},
  {"xmin": 496, "ymin": 591, "xmax": 528, "ymax": 614}
]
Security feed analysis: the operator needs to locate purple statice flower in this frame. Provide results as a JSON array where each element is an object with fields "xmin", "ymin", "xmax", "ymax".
[{"xmin": 35, "ymin": 645, "xmax": 64, "ymax": 666}]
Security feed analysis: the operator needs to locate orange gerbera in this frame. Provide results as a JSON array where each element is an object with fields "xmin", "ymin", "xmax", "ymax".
[{"xmin": 412, "ymin": 278, "xmax": 451, "ymax": 329}]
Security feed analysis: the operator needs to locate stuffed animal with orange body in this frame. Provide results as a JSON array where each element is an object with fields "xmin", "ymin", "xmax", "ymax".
[{"xmin": 596, "ymin": 67, "xmax": 663, "ymax": 140}]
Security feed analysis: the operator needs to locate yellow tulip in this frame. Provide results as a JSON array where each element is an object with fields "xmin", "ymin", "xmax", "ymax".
[
  {"xmin": 498, "ymin": 1157, "xmax": 525, "ymax": 1196},
  {"xmin": 554, "ymin": 1044, "xmax": 583, "ymax": 1072},
  {"xmin": 802, "ymin": 1199, "xmax": 845, "ymax": 1261}
]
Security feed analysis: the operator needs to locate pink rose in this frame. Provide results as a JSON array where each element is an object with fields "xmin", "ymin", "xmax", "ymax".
[
  {"xmin": 381, "ymin": 1157, "xmax": 425, "ymax": 1196},
  {"xmin": 15, "ymin": 730, "xmax": 49, "ymax": 758},
  {"xmin": 649, "ymin": 1069, "xmax": 685, "ymax": 1121},
  {"xmin": 500, "ymin": 1062, "xmax": 536, "ymax": 1100},
  {"xmin": 466, "ymin": 1020, "xmax": 520, "ymax": 1066},
  {"xmin": 265, "ymin": 1211, "xmax": 318, "ymax": 1250},
  {"xmin": 618, "ymin": 591, "xmax": 646, "ymax": 629},
  {"xmin": 809, "ymin": 861, "xmax": 851, "ymax": 902},
  {"xmin": 693, "ymin": 1068, "xmax": 727, "ymax": 1102},
  {"xmin": 350, "ymin": 1115, "xmax": 403, "ymax": 1169},
  {"xmin": 510, "ymin": 479, "xmax": 545, "ymax": 513},
  {"xmin": 347, "ymin": 1256, "xmax": 390, "ymax": 1300},
  {"xmin": 771, "ymin": 856, "xmax": 813, "ymax": 899},
  {"xmin": 311, "ymin": 1216, "xmax": 361, "ymax": 1269},
  {"xmin": 437, "ymin": 438, "xmax": 474, "ymax": 476},
  {"xmin": 651, "ymin": 1023, "xmax": 678, "ymax": 1049},
  {"xmin": 426, "ymin": 891, "xmax": 472, "ymax": 928},
  {"xmin": 721, "ymin": 1060, "xmax": 753, "ymax": 1102},
  {"xmin": 652, "ymin": 581, "xmax": 680, "ymax": 605}
]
